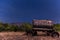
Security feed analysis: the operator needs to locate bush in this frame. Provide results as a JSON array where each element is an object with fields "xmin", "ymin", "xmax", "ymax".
[
  {"xmin": 54, "ymin": 24, "xmax": 60, "ymax": 31},
  {"xmin": 0, "ymin": 22, "xmax": 32, "ymax": 32},
  {"xmin": 5, "ymin": 25, "xmax": 18, "ymax": 32},
  {"xmin": 21, "ymin": 22, "xmax": 32, "ymax": 31},
  {"xmin": 0, "ymin": 26, "xmax": 5, "ymax": 32}
]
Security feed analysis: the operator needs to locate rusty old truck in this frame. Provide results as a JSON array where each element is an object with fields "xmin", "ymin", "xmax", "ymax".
[{"xmin": 26, "ymin": 19, "xmax": 59, "ymax": 37}]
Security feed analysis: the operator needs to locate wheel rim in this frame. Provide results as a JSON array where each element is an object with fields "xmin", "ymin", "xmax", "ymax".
[{"xmin": 53, "ymin": 34, "xmax": 59, "ymax": 38}]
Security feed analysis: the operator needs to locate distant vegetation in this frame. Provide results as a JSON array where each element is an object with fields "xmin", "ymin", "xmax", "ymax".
[
  {"xmin": 0, "ymin": 22, "xmax": 60, "ymax": 32},
  {"xmin": 54, "ymin": 24, "xmax": 60, "ymax": 31},
  {"xmin": 0, "ymin": 22, "xmax": 32, "ymax": 32}
]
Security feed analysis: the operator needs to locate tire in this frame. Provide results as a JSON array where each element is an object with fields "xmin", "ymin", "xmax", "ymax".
[
  {"xmin": 26, "ymin": 30, "xmax": 32, "ymax": 35},
  {"xmin": 32, "ymin": 31, "xmax": 37, "ymax": 36},
  {"xmin": 46, "ymin": 32, "xmax": 50, "ymax": 36},
  {"xmin": 51, "ymin": 32, "xmax": 59, "ymax": 38}
]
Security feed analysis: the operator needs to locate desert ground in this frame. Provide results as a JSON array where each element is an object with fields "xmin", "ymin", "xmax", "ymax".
[{"xmin": 0, "ymin": 32, "xmax": 59, "ymax": 40}]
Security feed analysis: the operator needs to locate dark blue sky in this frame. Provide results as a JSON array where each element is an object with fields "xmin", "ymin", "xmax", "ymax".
[{"xmin": 0, "ymin": 0, "xmax": 60, "ymax": 23}]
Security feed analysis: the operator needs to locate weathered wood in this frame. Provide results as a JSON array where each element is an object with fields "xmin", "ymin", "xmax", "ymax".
[{"xmin": 32, "ymin": 19, "xmax": 54, "ymax": 26}]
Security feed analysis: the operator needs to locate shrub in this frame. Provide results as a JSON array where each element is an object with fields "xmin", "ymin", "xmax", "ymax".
[{"xmin": 21, "ymin": 22, "xmax": 32, "ymax": 31}]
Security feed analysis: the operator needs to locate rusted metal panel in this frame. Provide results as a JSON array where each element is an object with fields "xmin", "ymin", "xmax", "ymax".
[{"xmin": 32, "ymin": 19, "xmax": 53, "ymax": 26}]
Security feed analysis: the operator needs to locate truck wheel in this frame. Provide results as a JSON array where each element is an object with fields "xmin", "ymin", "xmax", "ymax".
[
  {"xmin": 26, "ymin": 30, "xmax": 32, "ymax": 35},
  {"xmin": 51, "ymin": 32, "xmax": 59, "ymax": 38},
  {"xmin": 32, "ymin": 31, "xmax": 37, "ymax": 36},
  {"xmin": 46, "ymin": 32, "xmax": 50, "ymax": 36}
]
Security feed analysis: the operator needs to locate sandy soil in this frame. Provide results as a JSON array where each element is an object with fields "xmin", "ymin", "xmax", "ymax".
[{"xmin": 0, "ymin": 32, "xmax": 59, "ymax": 40}]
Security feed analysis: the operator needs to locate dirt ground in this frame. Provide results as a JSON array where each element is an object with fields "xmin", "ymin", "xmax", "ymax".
[{"xmin": 0, "ymin": 32, "xmax": 60, "ymax": 40}]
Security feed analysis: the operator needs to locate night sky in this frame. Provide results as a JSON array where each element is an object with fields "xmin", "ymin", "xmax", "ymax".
[{"xmin": 0, "ymin": 0, "xmax": 60, "ymax": 23}]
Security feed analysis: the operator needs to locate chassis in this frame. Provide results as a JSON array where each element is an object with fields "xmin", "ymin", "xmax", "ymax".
[{"xmin": 26, "ymin": 26, "xmax": 59, "ymax": 38}]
